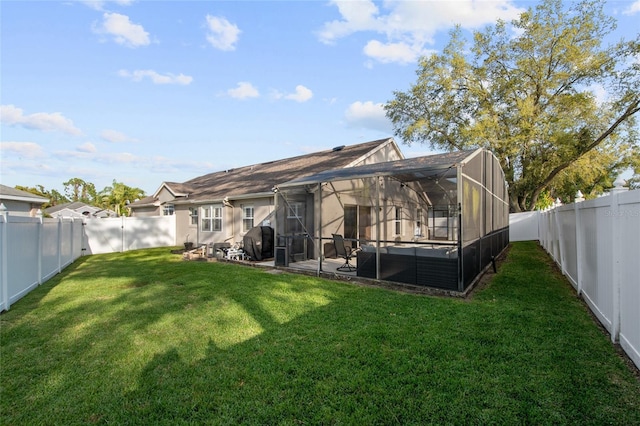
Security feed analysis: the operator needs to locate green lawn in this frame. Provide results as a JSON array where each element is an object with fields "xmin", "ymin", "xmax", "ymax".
[{"xmin": 1, "ymin": 241, "xmax": 639, "ymax": 425}]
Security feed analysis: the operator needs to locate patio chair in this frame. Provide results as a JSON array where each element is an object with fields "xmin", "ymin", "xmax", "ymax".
[{"xmin": 332, "ymin": 234, "xmax": 358, "ymax": 272}]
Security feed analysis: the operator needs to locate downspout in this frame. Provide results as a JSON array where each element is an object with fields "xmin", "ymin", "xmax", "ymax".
[
  {"xmin": 273, "ymin": 188, "xmax": 279, "ymax": 246},
  {"xmin": 223, "ymin": 197, "xmax": 235, "ymax": 243},
  {"xmin": 375, "ymin": 176, "xmax": 381, "ymax": 281},
  {"xmin": 457, "ymin": 164, "xmax": 463, "ymax": 292},
  {"xmin": 317, "ymin": 182, "xmax": 323, "ymax": 273}
]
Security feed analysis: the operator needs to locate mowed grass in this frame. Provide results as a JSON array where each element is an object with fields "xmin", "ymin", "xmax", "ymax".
[{"xmin": 1, "ymin": 241, "xmax": 639, "ymax": 425}]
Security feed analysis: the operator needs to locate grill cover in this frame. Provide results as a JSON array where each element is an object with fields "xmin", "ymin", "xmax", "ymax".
[{"xmin": 242, "ymin": 226, "xmax": 274, "ymax": 261}]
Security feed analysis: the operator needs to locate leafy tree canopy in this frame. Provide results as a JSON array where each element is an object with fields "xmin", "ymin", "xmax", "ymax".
[
  {"xmin": 63, "ymin": 178, "xmax": 97, "ymax": 204},
  {"xmin": 98, "ymin": 180, "xmax": 146, "ymax": 217},
  {"xmin": 13, "ymin": 179, "xmax": 146, "ymax": 216},
  {"xmin": 14, "ymin": 185, "xmax": 68, "ymax": 209},
  {"xmin": 385, "ymin": 0, "xmax": 639, "ymax": 211}
]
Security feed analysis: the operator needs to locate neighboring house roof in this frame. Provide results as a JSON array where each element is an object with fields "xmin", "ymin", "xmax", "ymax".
[
  {"xmin": 45, "ymin": 202, "xmax": 94, "ymax": 215},
  {"xmin": 131, "ymin": 138, "xmax": 400, "ymax": 207},
  {"xmin": 0, "ymin": 184, "xmax": 49, "ymax": 204},
  {"xmin": 45, "ymin": 202, "xmax": 117, "ymax": 218}
]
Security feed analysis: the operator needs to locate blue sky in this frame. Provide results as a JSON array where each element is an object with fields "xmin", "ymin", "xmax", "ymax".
[{"xmin": 2, "ymin": 0, "xmax": 639, "ymax": 195}]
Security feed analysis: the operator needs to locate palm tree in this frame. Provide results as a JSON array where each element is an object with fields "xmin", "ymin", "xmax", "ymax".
[{"xmin": 99, "ymin": 180, "xmax": 145, "ymax": 217}]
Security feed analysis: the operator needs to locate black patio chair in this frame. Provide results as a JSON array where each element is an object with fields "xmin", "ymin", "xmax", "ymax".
[{"xmin": 332, "ymin": 234, "xmax": 358, "ymax": 272}]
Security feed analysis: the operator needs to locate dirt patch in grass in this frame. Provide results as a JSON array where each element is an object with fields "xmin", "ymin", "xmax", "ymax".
[{"xmin": 465, "ymin": 243, "xmax": 511, "ymax": 299}]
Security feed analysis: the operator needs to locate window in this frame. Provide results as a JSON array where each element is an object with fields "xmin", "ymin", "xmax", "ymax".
[
  {"xmin": 189, "ymin": 207, "xmax": 198, "ymax": 225},
  {"xmin": 287, "ymin": 203, "xmax": 301, "ymax": 219},
  {"xmin": 242, "ymin": 205, "xmax": 254, "ymax": 232},
  {"xmin": 394, "ymin": 207, "xmax": 402, "ymax": 236},
  {"xmin": 287, "ymin": 202, "xmax": 304, "ymax": 234},
  {"xmin": 201, "ymin": 205, "xmax": 222, "ymax": 232},
  {"xmin": 415, "ymin": 208, "xmax": 423, "ymax": 237},
  {"xmin": 163, "ymin": 204, "xmax": 175, "ymax": 216}
]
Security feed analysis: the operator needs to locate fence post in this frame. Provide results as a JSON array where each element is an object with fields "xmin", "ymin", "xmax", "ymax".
[
  {"xmin": 57, "ymin": 216, "xmax": 63, "ymax": 274},
  {"xmin": 610, "ymin": 178, "xmax": 627, "ymax": 343},
  {"xmin": 121, "ymin": 215, "xmax": 125, "ymax": 252},
  {"xmin": 70, "ymin": 218, "xmax": 75, "ymax": 263},
  {"xmin": 574, "ymin": 191, "xmax": 584, "ymax": 296},
  {"xmin": 553, "ymin": 200, "xmax": 564, "ymax": 270},
  {"xmin": 0, "ymin": 204, "xmax": 8, "ymax": 311},
  {"xmin": 37, "ymin": 210, "xmax": 43, "ymax": 285}
]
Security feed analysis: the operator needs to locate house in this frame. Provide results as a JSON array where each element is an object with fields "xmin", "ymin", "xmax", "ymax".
[
  {"xmin": 0, "ymin": 184, "xmax": 49, "ymax": 217},
  {"xmin": 44, "ymin": 202, "xmax": 117, "ymax": 219},
  {"xmin": 129, "ymin": 138, "xmax": 405, "ymax": 247},
  {"xmin": 276, "ymin": 147, "xmax": 510, "ymax": 292},
  {"xmin": 130, "ymin": 140, "xmax": 509, "ymax": 291}
]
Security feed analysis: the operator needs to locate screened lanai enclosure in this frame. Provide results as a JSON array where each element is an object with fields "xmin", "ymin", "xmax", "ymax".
[{"xmin": 271, "ymin": 148, "xmax": 509, "ymax": 292}]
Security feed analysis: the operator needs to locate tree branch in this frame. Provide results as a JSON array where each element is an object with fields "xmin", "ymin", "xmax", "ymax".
[{"xmin": 529, "ymin": 98, "xmax": 640, "ymax": 206}]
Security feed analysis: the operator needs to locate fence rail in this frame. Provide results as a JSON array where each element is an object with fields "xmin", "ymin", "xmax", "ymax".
[
  {"xmin": 0, "ymin": 212, "xmax": 176, "ymax": 312},
  {"xmin": 511, "ymin": 188, "xmax": 640, "ymax": 370}
]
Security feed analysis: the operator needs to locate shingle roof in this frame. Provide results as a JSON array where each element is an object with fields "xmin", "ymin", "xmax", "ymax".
[
  {"xmin": 279, "ymin": 149, "xmax": 478, "ymax": 188},
  {"xmin": 0, "ymin": 184, "xmax": 49, "ymax": 203},
  {"xmin": 131, "ymin": 139, "xmax": 395, "ymax": 206},
  {"xmin": 44, "ymin": 202, "xmax": 92, "ymax": 214}
]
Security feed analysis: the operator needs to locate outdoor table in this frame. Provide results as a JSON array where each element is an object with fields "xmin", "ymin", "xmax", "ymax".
[{"xmin": 226, "ymin": 249, "xmax": 245, "ymax": 261}]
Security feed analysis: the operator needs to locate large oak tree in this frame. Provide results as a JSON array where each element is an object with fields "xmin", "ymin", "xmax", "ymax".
[{"xmin": 385, "ymin": 0, "xmax": 639, "ymax": 211}]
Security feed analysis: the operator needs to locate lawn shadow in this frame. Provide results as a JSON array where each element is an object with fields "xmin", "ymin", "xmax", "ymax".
[{"xmin": 3, "ymin": 244, "xmax": 640, "ymax": 425}]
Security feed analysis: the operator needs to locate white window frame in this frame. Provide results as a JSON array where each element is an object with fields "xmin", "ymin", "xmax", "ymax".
[
  {"xmin": 189, "ymin": 207, "xmax": 198, "ymax": 226},
  {"xmin": 163, "ymin": 204, "xmax": 175, "ymax": 216},
  {"xmin": 201, "ymin": 205, "xmax": 223, "ymax": 232},
  {"xmin": 287, "ymin": 202, "xmax": 304, "ymax": 234},
  {"xmin": 287, "ymin": 203, "xmax": 301, "ymax": 219},
  {"xmin": 242, "ymin": 205, "xmax": 254, "ymax": 232},
  {"xmin": 394, "ymin": 206, "xmax": 402, "ymax": 236}
]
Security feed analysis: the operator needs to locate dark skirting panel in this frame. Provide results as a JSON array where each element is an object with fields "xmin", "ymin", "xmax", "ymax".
[
  {"xmin": 415, "ymin": 256, "xmax": 458, "ymax": 290},
  {"xmin": 357, "ymin": 251, "xmax": 377, "ymax": 279},
  {"xmin": 357, "ymin": 251, "xmax": 457, "ymax": 290}
]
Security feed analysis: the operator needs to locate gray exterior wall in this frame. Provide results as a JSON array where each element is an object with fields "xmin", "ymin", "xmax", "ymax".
[{"xmin": 0, "ymin": 199, "xmax": 44, "ymax": 217}]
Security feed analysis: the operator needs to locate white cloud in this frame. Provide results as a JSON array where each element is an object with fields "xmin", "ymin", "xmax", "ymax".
[
  {"xmin": 100, "ymin": 129, "xmax": 139, "ymax": 143},
  {"xmin": 0, "ymin": 141, "xmax": 47, "ymax": 158},
  {"xmin": 271, "ymin": 85, "xmax": 314, "ymax": 102},
  {"xmin": 227, "ymin": 82, "xmax": 259, "ymax": 99},
  {"xmin": 56, "ymin": 149, "xmax": 138, "ymax": 164},
  {"xmin": 587, "ymin": 83, "xmax": 609, "ymax": 107},
  {"xmin": 344, "ymin": 101, "xmax": 392, "ymax": 133},
  {"xmin": 205, "ymin": 15, "xmax": 241, "ymax": 51},
  {"xmin": 118, "ymin": 69, "xmax": 193, "ymax": 85},
  {"xmin": 94, "ymin": 12, "xmax": 150, "ymax": 48},
  {"xmin": 317, "ymin": 0, "xmax": 381, "ymax": 44},
  {"xmin": 284, "ymin": 85, "xmax": 313, "ymax": 102},
  {"xmin": 318, "ymin": 0, "xmax": 523, "ymax": 64},
  {"xmin": 0, "ymin": 105, "xmax": 83, "ymax": 135},
  {"xmin": 77, "ymin": 142, "xmax": 98, "ymax": 153},
  {"xmin": 363, "ymin": 40, "xmax": 433, "ymax": 65},
  {"xmin": 623, "ymin": 0, "xmax": 640, "ymax": 15},
  {"xmin": 52, "ymin": 149, "xmax": 213, "ymax": 176},
  {"xmin": 80, "ymin": 0, "xmax": 134, "ymax": 11}
]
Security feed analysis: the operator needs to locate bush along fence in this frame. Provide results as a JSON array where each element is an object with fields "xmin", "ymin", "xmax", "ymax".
[
  {"xmin": 536, "ymin": 181, "xmax": 640, "ymax": 370},
  {"xmin": 0, "ymin": 208, "xmax": 176, "ymax": 312}
]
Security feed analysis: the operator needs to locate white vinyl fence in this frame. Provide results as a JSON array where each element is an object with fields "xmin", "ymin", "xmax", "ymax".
[
  {"xmin": 511, "ymin": 187, "xmax": 640, "ymax": 370},
  {"xmin": 0, "ymin": 211, "xmax": 176, "ymax": 312},
  {"xmin": 83, "ymin": 215, "xmax": 176, "ymax": 255}
]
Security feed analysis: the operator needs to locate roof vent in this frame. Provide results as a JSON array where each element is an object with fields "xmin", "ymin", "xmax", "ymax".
[{"xmin": 332, "ymin": 145, "xmax": 345, "ymax": 152}]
